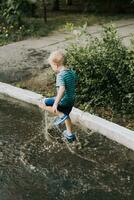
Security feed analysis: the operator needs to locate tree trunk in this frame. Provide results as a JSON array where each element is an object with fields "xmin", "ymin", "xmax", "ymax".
[
  {"xmin": 66, "ymin": 0, "xmax": 72, "ymax": 6},
  {"xmin": 42, "ymin": 0, "xmax": 47, "ymax": 23},
  {"xmin": 30, "ymin": 4, "xmax": 36, "ymax": 17},
  {"xmin": 52, "ymin": 0, "xmax": 60, "ymax": 11}
]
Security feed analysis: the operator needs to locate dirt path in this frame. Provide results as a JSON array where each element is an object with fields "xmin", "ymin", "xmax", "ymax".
[{"xmin": 0, "ymin": 18, "xmax": 134, "ymax": 83}]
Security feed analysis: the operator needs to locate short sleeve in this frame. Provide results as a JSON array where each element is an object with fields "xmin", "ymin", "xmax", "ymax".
[{"xmin": 56, "ymin": 73, "xmax": 65, "ymax": 87}]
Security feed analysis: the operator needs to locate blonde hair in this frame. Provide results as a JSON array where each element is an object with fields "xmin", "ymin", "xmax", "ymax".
[{"xmin": 48, "ymin": 50, "xmax": 64, "ymax": 65}]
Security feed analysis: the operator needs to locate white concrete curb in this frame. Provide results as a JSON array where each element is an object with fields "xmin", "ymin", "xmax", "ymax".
[
  {"xmin": 0, "ymin": 82, "xmax": 134, "ymax": 151},
  {"xmin": 0, "ymin": 82, "xmax": 43, "ymax": 105},
  {"xmin": 71, "ymin": 108, "xmax": 134, "ymax": 150}
]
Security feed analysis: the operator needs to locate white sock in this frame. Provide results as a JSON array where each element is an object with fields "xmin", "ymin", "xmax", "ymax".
[{"xmin": 66, "ymin": 131, "xmax": 73, "ymax": 136}]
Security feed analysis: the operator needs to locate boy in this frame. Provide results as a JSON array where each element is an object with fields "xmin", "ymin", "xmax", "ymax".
[{"xmin": 39, "ymin": 50, "xmax": 76, "ymax": 142}]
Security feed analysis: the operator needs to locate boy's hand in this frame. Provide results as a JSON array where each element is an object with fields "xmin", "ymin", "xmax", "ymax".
[
  {"xmin": 52, "ymin": 103, "xmax": 58, "ymax": 113},
  {"xmin": 53, "ymin": 86, "xmax": 65, "ymax": 113}
]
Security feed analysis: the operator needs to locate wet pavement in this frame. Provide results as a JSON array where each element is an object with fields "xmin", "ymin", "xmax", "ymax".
[{"xmin": 0, "ymin": 95, "xmax": 134, "ymax": 200}]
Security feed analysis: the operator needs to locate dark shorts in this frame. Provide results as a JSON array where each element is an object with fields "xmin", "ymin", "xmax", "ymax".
[{"xmin": 42, "ymin": 97, "xmax": 73, "ymax": 115}]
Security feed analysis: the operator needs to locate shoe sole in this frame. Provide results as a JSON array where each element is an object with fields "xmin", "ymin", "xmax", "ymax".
[
  {"xmin": 63, "ymin": 132, "xmax": 76, "ymax": 142},
  {"xmin": 53, "ymin": 115, "xmax": 69, "ymax": 126},
  {"xmin": 67, "ymin": 137, "xmax": 76, "ymax": 143}
]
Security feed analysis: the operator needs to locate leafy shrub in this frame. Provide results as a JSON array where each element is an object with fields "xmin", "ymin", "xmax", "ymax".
[
  {"xmin": 1, "ymin": 0, "xmax": 34, "ymax": 27},
  {"xmin": 66, "ymin": 24, "xmax": 134, "ymax": 114},
  {"xmin": 83, "ymin": 0, "xmax": 134, "ymax": 13},
  {"xmin": 0, "ymin": 23, "xmax": 33, "ymax": 45},
  {"xmin": 0, "ymin": 0, "xmax": 36, "ymax": 45}
]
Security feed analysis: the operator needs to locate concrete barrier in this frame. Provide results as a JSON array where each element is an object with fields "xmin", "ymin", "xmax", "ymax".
[
  {"xmin": 0, "ymin": 81, "xmax": 134, "ymax": 151},
  {"xmin": 0, "ymin": 82, "xmax": 42, "ymax": 105}
]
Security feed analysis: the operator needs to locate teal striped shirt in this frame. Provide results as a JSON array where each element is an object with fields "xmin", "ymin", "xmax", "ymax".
[{"xmin": 56, "ymin": 69, "xmax": 76, "ymax": 106}]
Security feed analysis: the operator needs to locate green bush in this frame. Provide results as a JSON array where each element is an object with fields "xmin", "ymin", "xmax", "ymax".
[
  {"xmin": 1, "ymin": 0, "xmax": 34, "ymax": 27},
  {"xmin": 0, "ymin": 23, "xmax": 33, "ymax": 45},
  {"xmin": 83, "ymin": 0, "xmax": 134, "ymax": 13},
  {"xmin": 66, "ymin": 24, "xmax": 134, "ymax": 114},
  {"xmin": 0, "ymin": 0, "xmax": 35, "ymax": 45}
]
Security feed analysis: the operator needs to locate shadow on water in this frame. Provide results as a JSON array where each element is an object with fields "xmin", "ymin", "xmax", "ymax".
[{"xmin": 0, "ymin": 94, "xmax": 134, "ymax": 200}]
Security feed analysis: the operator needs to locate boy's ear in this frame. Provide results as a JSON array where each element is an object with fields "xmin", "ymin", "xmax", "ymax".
[{"xmin": 56, "ymin": 63, "xmax": 60, "ymax": 68}]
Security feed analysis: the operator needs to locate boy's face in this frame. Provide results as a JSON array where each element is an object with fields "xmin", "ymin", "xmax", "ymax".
[{"xmin": 49, "ymin": 61, "xmax": 59, "ymax": 73}]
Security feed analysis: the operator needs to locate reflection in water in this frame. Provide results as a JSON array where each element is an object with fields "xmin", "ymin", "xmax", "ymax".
[{"xmin": 0, "ymin": 95, "xmax": 134, "ymax": 200}]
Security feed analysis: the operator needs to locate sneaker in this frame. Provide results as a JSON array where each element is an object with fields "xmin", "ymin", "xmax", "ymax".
[
  {"xmin": 53, "ymin": 114, "xmax": 69, "ymax": 126},
  {"xmin": 62, "ymin": 130, "xmax": 76, "ymax": 143}
]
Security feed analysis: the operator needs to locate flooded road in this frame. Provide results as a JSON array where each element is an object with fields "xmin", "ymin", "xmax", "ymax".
[{"xmin": 0, "ymin": 95, "xmax": 134, "ymax": 200}]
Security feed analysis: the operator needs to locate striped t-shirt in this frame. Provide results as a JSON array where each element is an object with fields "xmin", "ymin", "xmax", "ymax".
[{"xmin": 56, "ymin": 69, "xmax": 76, "ymax": 106}]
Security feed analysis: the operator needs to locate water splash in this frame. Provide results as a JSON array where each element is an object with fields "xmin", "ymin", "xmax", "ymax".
[
  {"xmin": 19, "ymin": 109, "xmax": 98, "ymax": 179},
  {"xmin": 19, "ymin": 110, "xmax": 59, "ymax": 175},
  {"xmin": 54, "ymin": 125, "xmax": 97, "ymax": 164},
  {"xmin": 41, "ymin": 111, "xmax": 97, "ymax": 163},
  {"xmin": 43, "ymin": 111, "xmax": 51, "ymax": 141}
]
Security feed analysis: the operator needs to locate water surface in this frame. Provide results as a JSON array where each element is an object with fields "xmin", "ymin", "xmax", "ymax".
[{"xmin": 0, "ymin": 95, "xmax": 134, "ymax": 200}]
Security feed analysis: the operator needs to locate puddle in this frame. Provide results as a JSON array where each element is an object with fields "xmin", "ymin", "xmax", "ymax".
[{"xmin": 0, "ymin": 95, "xmax": 134, "ymax": 200}]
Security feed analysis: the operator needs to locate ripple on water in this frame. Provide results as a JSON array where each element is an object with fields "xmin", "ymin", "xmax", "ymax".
[{"xmin": 0, "ymin": 96, "xmax": 134, "ymax": 200}]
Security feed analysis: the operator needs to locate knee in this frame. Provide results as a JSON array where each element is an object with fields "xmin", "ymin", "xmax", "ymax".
[{"xmin": 39, "ymin": 102, "xmax": 46, "ymax": 110}]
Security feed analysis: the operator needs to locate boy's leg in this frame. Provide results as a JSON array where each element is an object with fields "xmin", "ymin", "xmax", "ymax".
[
  {"xmin": 39, "ymin": 102, "xmax": 64, "ymax": 116},
  {"xmin": 40, "ymin": 97, "xmax": 72, "ymax": 126},
  {"xmin": 61, "ymin": 107, "xmax": 76, "ymax": 141},
  {"xmin": 64, "ymin": 118, "xmax": 72, "ymax": 133},
  {"xmin": 40, "ymin": 99, "xmax": 75, "ymax": 141},
  {"xmin": 39, "ymin": 97, "xmax": 64, "ymax": 117},
  {"xmin": 63, "ymin": 117, "xmax": 76, "ymax": 142}
]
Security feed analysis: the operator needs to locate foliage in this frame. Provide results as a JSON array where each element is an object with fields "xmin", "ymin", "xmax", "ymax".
[
  {"xmin": 66, "ymin": 24, "xmax": 134, "ymax": 114},
  {"xmin": 1, "ymin": 0, "xmax": 35, "ymax": 27},
  {"xmin": 82, "ymin": 0, "xmax": 134, "ymax": 13},
  {"xmin": 0, "ymin": 13, "xmax": 119, "ymax": 46},
  {"xmin": 0, "ymin": 23, "xmax": 31, "ymax": 45}
]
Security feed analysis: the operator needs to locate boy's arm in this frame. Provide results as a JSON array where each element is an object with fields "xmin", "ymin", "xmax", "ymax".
[{"xmin": 53, "ymin": 86, "xmax": 65, "ymax": 113}]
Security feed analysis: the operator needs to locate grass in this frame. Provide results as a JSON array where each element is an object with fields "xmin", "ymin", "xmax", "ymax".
[
  {"xmin": 0, "ymin": 12, "xmax": 134, "ymax": 45},
  {"xmin": 23, "ymin": 12, "xmax": 134, "ymax": 35}
]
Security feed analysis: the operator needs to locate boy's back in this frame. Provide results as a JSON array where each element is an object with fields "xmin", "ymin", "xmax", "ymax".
[{"xmin": 56, "ymin": 69, "xmax": 76, "ymax": 107}]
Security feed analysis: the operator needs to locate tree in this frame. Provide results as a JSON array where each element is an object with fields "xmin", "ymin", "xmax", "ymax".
[
  {"xmin": 42, "ymin": 0, "xmax": 47, "ymax": 22},
  {"xmin": 4, "ymin": 0, "xmax": 24, "ymax": 27},
  {"xmin": 52, "ymin": 0, "xmax": 60, "ymax": 11},
  {"xmin": 66, "ymin": 0, "xmax": 72, "ymax": 6},
  {"xmin": 27, "ymin": 0, "xmax": 37, "ymax": 17}
]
